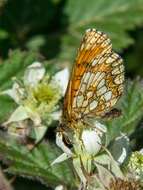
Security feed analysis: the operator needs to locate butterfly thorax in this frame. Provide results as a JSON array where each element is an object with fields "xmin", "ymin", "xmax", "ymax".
[{"xmin": 58, "ymin": 111, "xmax": 84, "ymax": 132}]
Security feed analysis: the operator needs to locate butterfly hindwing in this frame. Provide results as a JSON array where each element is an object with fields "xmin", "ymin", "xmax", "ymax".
[{"xmin": 62, "ymin": 28, "xmax": 124, "ymax": 123}]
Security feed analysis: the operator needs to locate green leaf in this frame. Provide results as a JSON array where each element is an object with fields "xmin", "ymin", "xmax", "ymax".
[
  {"xmin": 104, "ymin": 78, "xmax": 143, "ymax": 140},
  {"xmin": 0, "ymin": 0, "xmax": 60, "ymax": 58},
  {"xmin": 0, "ymin": 131, "xmax": 73, "ymax": 188},
  {"xmin": 124, "ymin": 29, "xmax": 143, "ymax": 78},
  {"xmin": 58, "ymin": 0, "xmax": 143, "ymax": 62},
  {"xmin": 0, "ymin": 50, "xmax": 40, "ymax": 90},
  {"xmin": 0, "ymin": 29, "xmax": 8, "ymax": 40},
  {"xmin": 26, "ymin": 35, "xmax": 46, "ymax": 52},
  {"xmin": 0, "ymin": 50, "xmax": 40, "ymax": 123},
  {"xmin": 0, "ymin": 0, "xmax": 57, "ymax": 35}
]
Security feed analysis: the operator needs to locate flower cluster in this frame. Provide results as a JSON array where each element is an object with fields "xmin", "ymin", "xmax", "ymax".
[{"xmin": 128, "ymin": 149, "xmax": 143, "ymax": 185}]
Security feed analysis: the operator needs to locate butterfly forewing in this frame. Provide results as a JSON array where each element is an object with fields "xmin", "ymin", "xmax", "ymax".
[{"xmin": 62, "ymin": 28, "xmax": 124, "ymax": 126}]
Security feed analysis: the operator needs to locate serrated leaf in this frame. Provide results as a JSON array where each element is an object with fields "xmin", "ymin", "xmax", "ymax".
[
  {"xmin": 104, "ymin": 78, "xmax": 143, "ymax": 140},
  {"xmin": 58, "ymin": 0, "xmax": 143, "ymax": 63},
  {"xmin": 0, "ymin": 131, "xmax": 73, "ymax": 188}
]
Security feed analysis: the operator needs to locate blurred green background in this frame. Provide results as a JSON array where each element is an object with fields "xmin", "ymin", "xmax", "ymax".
[{"xmin": 0, "ymin": 0, "xmax": 143, "ymax": 189}]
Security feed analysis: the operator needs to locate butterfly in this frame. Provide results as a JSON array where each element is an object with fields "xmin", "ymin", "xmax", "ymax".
[{"xmin": 58, "ymin": 28, "xmax": 124, "ymax": 132}]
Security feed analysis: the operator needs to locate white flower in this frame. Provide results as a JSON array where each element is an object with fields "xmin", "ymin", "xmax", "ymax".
[
  {"xmin": 1, "ymin": 63, "xmax": 66, "ymax": 123},
  {"xmin": 54, "ymin": 68, "xmax": 69, "ymax": 96},
  {"xmin": 24, "ymin": 61, "xmax": 45, "ymax": 87},
  {"xmin": 1, "ymin": 62, "xmax": 68, "ymax": 144},
  {"xmin": 82, "ymin": 129, "xmax": 101, "ymax": 155},
  {"xmin": 1, "ymin": 65, "xmax": 68, "ymax": 123}
]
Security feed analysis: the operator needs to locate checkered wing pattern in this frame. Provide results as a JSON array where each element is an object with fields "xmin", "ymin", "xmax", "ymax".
[
  {"xmin": 62, "ymin": 28, "xmax": 124, "ymax": 122},
  {"xmin": 72, "ymin": 52, "xmax": 124, "ymax": 119}
]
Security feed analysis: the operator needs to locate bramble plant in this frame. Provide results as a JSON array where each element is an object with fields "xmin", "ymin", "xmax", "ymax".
[
  {"xmin": 0, "ymin": 61, "xmax": 142, "ymax": 190},
  {"xmin": 0, "ymin": 0, "xmax": 143, "ymax": 190}
]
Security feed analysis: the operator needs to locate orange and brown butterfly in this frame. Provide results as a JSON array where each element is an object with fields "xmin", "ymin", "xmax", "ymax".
[{"xmin": 58, "ymin": 28, "xmax": 124, "ymax": 131}]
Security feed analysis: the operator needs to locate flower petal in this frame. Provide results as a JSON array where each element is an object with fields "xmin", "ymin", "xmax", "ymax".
[
  {"xmin": 56, "ymin": 132, "xmax": 73, "ymax": 156},
  {"xmin": 34, "ymin": 125, "xmax": 48, "ymax": 143},
  {"xmin": 24, "ymin": 62, "xmax": 45, "ymax": 87},
  {"xmin": 54, "ymin": 68, "xmax": 69, "ymax": 96},
  {"xmin": 24, "ymin": 106, "xmax": 41, "ymax": 126},
  {"xmin": 51, "ymin": 153, "xmax": 71, "ymax": 167},
  {"xmin": 1, "ymin": 83, "xmax": 20, "ymax": 103},
  {"xmin": 3, "ymin": 106, "xmax": 29, "ymax": 125}
]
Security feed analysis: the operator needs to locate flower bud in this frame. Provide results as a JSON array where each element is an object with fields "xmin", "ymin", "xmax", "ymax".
[{"xmin": 82, "ymin": 129, "xmax": 101, "ymax": 156}]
